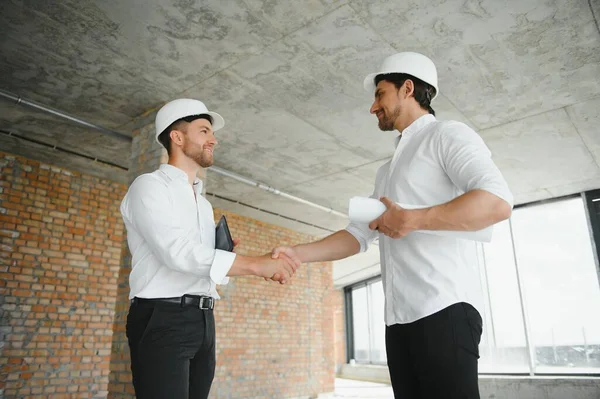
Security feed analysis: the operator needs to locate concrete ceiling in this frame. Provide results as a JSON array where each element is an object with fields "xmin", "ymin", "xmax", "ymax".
[{"xmin": 1, "ymin": 0, "xmax": 599, "ymax": 286}]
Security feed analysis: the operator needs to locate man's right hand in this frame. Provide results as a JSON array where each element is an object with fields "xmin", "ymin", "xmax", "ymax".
[
  {"xmin": 269, "ymin": 246, "xmax": 302, "ymax": 283},
  {"xmin": 254, "ymin": 253, "xmax": 297, "ymax": 284},
  {"xmin": 271, "ymin": 246, "xmax": 301, "ymax": 264}
]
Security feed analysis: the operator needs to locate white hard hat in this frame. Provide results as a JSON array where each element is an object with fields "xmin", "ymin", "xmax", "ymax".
[
  {"xmin": 155, "ymin": 98, "xmax": 225, "ymax": 144},
  {"xmin": 363, "ymin": 52, "xmax": 439, "ymax": 100}
]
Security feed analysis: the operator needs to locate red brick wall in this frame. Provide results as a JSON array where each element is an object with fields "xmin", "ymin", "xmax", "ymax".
[
  {"xmin": 0, "ymin": 152, "xmax": 126, "ymax": 398},
  {"xmin": 1, "ymin": 146, "xmax": 337, "ymax": 398},
  {"xmin": 210, "ymin": 213, "xmax": 335, "ymax": 398}
]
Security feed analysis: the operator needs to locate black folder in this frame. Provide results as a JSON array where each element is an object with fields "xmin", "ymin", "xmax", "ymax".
[{"xmin": 215, "ymin": 215, "xmax": 234, "ymax": 252}]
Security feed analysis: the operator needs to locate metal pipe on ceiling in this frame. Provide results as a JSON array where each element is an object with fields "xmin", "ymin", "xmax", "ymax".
[
  {"xmin": 1, "ymin": 89, "xmax": 349, "ymax": 219},
  {"xmin": 209, "ymin": 166, "xmax": 347, "ymax": 218},
  {"xmin": 0, "ymin": 89, "xmax": 132, "ymax": 142}
]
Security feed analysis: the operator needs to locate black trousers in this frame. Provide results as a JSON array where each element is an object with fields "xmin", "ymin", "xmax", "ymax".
[
  {"xmin": 386, "ymin": 302, "xmax": 483, "ymax": 399},
  {"xmin": 126, "ymin": 300, "xmax": 216, "ymax": 399}
]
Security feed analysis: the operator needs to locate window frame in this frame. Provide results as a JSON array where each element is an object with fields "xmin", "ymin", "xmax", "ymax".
[{"xmin": 344, "ymin": 275, "xmax": 385, "ymax": 365}]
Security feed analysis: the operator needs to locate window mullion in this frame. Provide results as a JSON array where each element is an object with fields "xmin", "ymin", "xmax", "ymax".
[{"xmin": 509, "ymin": 217, "xmax": 536, "ymax": 376}]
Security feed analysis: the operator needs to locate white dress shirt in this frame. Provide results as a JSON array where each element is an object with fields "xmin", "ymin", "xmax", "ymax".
[
  {"xmin": 120, "ymin": 164, "xmax": 236, "ymax": 300},
  {"xmin": 346, "ymin": 114, "xmax": 513, "ymax": 325}
]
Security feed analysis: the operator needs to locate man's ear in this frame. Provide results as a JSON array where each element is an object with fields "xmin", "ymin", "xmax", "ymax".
[
  {"xmin": 404, "ymin": 79, "xmax": 415, "ymax": 98},
  {"xmin": 169, "ymin": 129, "xmax": 185, "ymax": 147}
]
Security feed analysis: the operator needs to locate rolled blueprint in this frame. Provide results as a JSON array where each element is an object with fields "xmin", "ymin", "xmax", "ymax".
[{"xmin": 348, "ymin": 196, "xmax": 492, "ymax": 243}]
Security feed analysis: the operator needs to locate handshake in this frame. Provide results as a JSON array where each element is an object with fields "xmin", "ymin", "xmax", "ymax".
[
  {"xmin": 232, "ymin": 239, "xmax": 300, "ymax": 285},
  {"xmin": 262, "ymin": 246, "xmax": 300, "ymax": 285}
]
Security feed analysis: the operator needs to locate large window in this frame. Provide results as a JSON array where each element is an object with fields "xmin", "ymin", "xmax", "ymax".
[
  {"xmin": 477, "ymin": 219, "xmax": 530, "ymax": 373},
  {"xmin": 512, "ymin": 197, "xmax": 600, "ymax": 373},
  {"xmin": 347, "ymin": 279, "xmax": 386, "ymax": 364},
  {"xmin": 347, "ymin": 193, "xmax": 600, "ymax": 375},
  {"xmin": 475, "ymin": 195, "xmax": 600, "ymax": 375}
]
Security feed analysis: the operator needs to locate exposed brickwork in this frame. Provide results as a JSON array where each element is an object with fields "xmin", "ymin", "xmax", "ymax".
[
  {"xmin": 211, "ymin": 213, "xmax": 335, "ymax": 399},
  {"xmin": 1, "ymin": 123, "xmax": 338, "ymax": 398},
  {"xmin": 106, "ymin": 241, "xmax": 134, "ymax": 398},
  {"xmin": 0, "ymin": 152, "xmax": 126, "ymax": 398}
]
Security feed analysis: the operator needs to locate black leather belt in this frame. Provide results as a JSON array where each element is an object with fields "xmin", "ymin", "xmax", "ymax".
[{"xmin": 131, "ymin": 295, "xmax": 215, "ymax": 310}]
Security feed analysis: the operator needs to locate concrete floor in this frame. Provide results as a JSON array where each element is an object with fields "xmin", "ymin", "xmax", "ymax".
[
  {"xmin": 333, "ymin": 378, "xmax": 394, "ymax": 398},
  {"xmin": 333, "ymin": 377, "xmax": 600, "ymax": 399}
]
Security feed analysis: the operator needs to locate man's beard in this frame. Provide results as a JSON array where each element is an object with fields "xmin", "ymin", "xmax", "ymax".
[
  {"xmin": 183, "ymin": 143, "xmax": 213, "ymax": 168},
  {"xmin": 378, "ymin": 105, "xmax": 401, "ymax": 131}
]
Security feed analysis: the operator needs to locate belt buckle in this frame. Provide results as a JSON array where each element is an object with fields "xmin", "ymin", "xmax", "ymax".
[{"xmin": 199, "ymin": 296, "xmax": 213, "ymax": 310}]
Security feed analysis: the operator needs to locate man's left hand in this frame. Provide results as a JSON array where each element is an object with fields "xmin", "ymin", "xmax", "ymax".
[{"xmin": 368, "ymin": 197, "xmax": 421, "ymax": 239}]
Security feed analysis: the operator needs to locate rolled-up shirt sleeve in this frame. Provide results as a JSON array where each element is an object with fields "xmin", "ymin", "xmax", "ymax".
[
  {"xmin": 122, "ymin": 175, "xmax": 235, "ymax": 283},
  {"xmin": 346, "ymin": 214, "xmax": 379, "ymax": 253},
  {"xmin": 345, "ymin": 166, "xmax": 386, "ymax": 252},
  {"xmin": 439, "ymin": 122, "xmax": 514, "ymax": 207}
]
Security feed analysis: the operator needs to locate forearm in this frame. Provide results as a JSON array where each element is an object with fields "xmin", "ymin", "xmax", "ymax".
[
  {"xmin": 227, "ymin": 254, "xmax": 259, "ymax": 276},
  {"xmin": 416, "ymin": 190, "xmax": 512, "ymax": 231},
  {"xmin": 294, "ymin": 230, "xmax": 360, "ymax": 263}
]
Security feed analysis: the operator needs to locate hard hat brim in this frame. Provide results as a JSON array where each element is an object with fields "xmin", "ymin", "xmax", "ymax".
[
  {"xmin": 363, "ymin": 72, "xmax": 379, "ymax": 93},
  {"xmin": 206, "ymin": 111, "xmax": 225, "ymax": 132}
]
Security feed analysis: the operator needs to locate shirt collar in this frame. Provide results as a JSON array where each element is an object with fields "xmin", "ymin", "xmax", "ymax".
[
  {"xmin": 395, "ymin": 114, "xmax": 437, "ymax": 146},
  {"xmin": 159, "ymin": 163, "xmax": 203, "ymax": 190}
]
